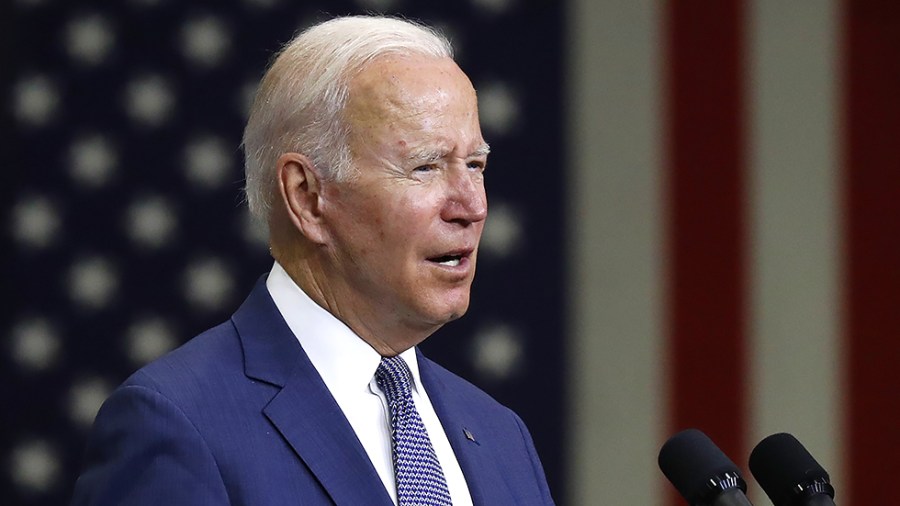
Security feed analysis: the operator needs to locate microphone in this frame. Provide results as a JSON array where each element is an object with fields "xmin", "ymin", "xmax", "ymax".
[
  {"xmin": 659, "ymin": 429, "xmax": 754, "ymax": 506},
  {"xmin": 749, "ymin": 433, "xmax": 836, "ymax": 506}
]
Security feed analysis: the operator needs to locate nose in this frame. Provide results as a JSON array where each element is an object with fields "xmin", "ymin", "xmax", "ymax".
[{"xmin": 441, "ymin": 166, "xmax": 487, "ymax": 225}]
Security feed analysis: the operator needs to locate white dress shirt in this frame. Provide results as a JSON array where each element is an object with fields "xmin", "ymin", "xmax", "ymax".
[{"xmin": 266, "ymin": 262, "xmax": 473, "ymax": 505}]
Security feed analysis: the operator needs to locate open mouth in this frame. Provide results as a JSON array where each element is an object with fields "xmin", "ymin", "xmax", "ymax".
[{"xmin": 428, "ymin": 252, "xmax": 466, "ymax": 267}]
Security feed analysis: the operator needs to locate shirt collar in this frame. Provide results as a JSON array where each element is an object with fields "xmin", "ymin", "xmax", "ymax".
[{"xmin": 266, "ymin": 261, "xmax": 424, "ymax": 395}]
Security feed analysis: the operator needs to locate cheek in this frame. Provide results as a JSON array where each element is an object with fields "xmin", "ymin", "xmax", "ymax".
[
  {"xmin": 353, "ymin": 203, "xmax": 410, "ymax": 256},
  {"xmin": 376, "ymin": 202, "xmax": 436, "ymax": 257},
  {"xmin": 395, "ymin": 190, "xmax": 434, "ymax": 218},
  {"xmin": 337, "ymin": 187, "xmax": 442, "ymax": 258},
  {"xmin": 370, "ymin": 214, "xmax": 386, "ymax": 240}
]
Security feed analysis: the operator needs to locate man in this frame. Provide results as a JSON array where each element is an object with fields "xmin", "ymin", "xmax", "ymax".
[{"xmin": 72, "ymin": 15, "xmax": 554, "ymax": 505}]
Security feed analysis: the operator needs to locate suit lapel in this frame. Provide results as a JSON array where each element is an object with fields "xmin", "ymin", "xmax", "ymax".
[
  {"xmin": 418, "ymin": 351, "xmax": 517, "ymax": 505},
  {"xmin": 232, "ymin": 279, "xmax": 393, "ymax": 506},
  {"xmin": 264, "ymin": 362, "xmax": 394, "ymax": 505}
]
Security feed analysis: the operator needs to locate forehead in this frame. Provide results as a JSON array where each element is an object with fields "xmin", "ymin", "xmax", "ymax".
[
  {"xmin": 349, "ymin": 54, "xmax": 472, "ymax": 104},
  {"xmin": 344, "ymin": 55, "xmax": 483, "ymax": 154}
]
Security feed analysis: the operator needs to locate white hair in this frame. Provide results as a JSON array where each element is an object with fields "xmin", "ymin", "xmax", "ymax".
[{"xmin": 241, "ymin": 15, "xmax": 454, "ymax": 229}]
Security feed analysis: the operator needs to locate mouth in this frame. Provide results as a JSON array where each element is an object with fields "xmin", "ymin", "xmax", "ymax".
[
  {"xmin": 426, "ymin": 249, "xmax": 472, "ymax": 268},
  {"xmin": 430, "ymin": 254, "xmax": 462, "ymax": 267}
]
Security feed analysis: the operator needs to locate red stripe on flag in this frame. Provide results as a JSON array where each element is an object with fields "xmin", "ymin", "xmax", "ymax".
[
  {"xmin": 843, "ymin": 2, "xmax": 900, "ymax": 503},
  {"xmin": 664, "ymin": 0, "xmax": 747, "ymax": 492}
]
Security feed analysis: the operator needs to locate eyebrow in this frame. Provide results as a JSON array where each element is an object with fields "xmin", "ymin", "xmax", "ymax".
[
  {"xmin": 470, "ymin": 142, "xmax": 491, "ymax": 158},
  {"xmin": 406, "ymin": 142, "xmax": 491, "ymax": 164}
]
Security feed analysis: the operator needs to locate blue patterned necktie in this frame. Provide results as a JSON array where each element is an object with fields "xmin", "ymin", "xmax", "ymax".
[{"xmin": 375, "ymin": 355, "xmax": 453, "ymax": 506}]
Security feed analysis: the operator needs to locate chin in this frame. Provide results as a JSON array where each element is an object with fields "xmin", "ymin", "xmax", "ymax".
[
  {"xmin": 443, "ymin": 310, "xmax": 466, "ymax": 323},
  {"xmin": 440, "ymin": 300, "xmax": 471, "ymax": 323},
  {"xmin": 417, "ymin": 302, "xmax": 469, "ymax": 329},
  {"xmin": 411, "ymin": 287, "xmax": 472, "ymax": 328}
]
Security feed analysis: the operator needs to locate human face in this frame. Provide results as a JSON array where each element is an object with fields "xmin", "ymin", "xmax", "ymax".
[{"xmin": 317, "ymin": 55, "xmax": 488, "ymax": 350}]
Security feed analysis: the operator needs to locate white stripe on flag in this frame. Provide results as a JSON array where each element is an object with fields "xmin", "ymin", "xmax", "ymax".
[
  {"xmin": 747, "ymin": 0, "xmax": 843, "ymax": 501},
  {"xmin": 567, "ymin": 0, "xmax": 664, "ymax": 504}
]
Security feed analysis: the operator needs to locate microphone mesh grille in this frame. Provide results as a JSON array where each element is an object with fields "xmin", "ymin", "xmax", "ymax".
[
  {"xmin": 658, "ymin": 429, "xmax": 742, "ymax": 503},
  {"xmin": 749, "ymin": 433, "xmax": 829, "ymax": 506}
]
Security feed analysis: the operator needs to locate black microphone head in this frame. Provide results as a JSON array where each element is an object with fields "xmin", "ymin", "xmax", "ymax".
[
  {"xmin": 749, "ymin": 433, "xmax": 833, "ymax": 506},
  {"xmin": 659, "ymin": 428, "xmax": 746, "ymax": 504}
]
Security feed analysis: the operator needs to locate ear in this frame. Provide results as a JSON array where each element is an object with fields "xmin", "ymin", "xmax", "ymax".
[{"xmin": 276, "ymin": 152, "xmax": 328, "ymax": 244}]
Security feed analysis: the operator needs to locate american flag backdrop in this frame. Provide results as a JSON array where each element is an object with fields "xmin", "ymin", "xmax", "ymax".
[
  {"xmin": 5, "ymin": 1, "xmax": 900, "ymax": 506},
  {"xmin": 4, "ymin": 1, "xmax": 565, "ymax": 505},
  {"xmin": 568, "ymin": 1, "xmax": 900, "ymax": 505}
]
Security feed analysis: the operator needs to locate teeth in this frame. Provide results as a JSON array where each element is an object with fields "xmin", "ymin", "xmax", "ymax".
[{"xmin": 438, "ymin": 258, "xmax": 461, "ymax": 267}]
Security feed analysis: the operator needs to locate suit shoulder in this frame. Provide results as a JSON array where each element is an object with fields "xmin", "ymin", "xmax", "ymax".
[{"xmin": 122, "ymin": 320, "xmax": 243, "ymax": 398}]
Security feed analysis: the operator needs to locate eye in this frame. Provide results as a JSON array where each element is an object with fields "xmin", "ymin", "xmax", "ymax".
[
  {"xmin": 413, "ymin": 164, "xmax": 436, "ymax": 173},
  {"xmin": 467, "ymin": 160, "xmax": 486, "ymax": 172}
]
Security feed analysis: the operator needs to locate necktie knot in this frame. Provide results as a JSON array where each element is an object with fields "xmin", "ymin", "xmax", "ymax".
[{"xmin": 375, "ymin": 355, "xmax": 414, "ymax": 404}]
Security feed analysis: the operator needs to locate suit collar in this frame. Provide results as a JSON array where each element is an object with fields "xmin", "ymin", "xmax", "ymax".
[
  {"xmin": 231, "ymin": 276, "xmax": 301, "ymax": 387},
  {"xmin": 231, "ymin": 278, "xmax": 393, "ymax": 505}
]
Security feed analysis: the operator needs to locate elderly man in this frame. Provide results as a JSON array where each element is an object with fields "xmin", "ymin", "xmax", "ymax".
[{"xmin": 72, "ymin": 15, "xmax": 554, "ymax": 506}]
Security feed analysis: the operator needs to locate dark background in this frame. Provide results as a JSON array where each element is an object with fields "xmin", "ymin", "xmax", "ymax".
[{"xmin": 3, "ymin": 1, "xmax": 566, "ymax": 505}]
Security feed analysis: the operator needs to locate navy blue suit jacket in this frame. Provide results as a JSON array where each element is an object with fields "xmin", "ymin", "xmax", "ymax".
[{"xmin": 72, "ymin": 280, "xmax": 554, "ymax": 505}]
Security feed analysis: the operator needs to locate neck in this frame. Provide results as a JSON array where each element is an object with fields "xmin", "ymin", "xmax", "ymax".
[{"xmin": 275, "ymin": 256, "xmax": 436, "ymax": 357}]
